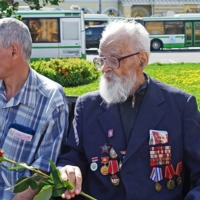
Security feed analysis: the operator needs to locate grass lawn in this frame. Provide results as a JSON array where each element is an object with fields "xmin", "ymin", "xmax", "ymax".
[{"xmin": 63, "ymin": 62, "xmax": 200, "ymax": 110}]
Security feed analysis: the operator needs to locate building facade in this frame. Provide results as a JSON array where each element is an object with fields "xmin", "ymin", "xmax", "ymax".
[{"xmin": 17, "ymin": 0, "xmax": 200, "ymax": 17}]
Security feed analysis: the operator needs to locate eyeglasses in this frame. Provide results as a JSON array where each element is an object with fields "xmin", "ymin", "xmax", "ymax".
[{"xmin": 93, "ymin": 52, "xmax": 140, "ymax": 70}]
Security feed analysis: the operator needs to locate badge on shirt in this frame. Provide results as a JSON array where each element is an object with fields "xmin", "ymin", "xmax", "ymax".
[
  {"xmin": 8, "ymin": 128, "xmax": 33, "ymax": 142},
  {"xmin": 149, "ymin": 130, "xmax": 168, "ymax": 145}
]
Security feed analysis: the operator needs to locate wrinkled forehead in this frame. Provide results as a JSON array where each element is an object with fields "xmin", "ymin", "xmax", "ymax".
[{"xmin": 99, "ymin": 34, "xmax": 130, "ymax": 56}]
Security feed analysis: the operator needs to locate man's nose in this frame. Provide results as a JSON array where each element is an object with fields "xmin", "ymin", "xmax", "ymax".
[{"xmin": 101, "ymin": 61, "xmax": 112, "ymax": 73}]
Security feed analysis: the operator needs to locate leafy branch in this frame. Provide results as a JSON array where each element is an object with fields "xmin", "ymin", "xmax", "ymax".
[
  {"xmin": 0, "ymin": 0, "xmax": 62, "ymax": 19},
  {"xmin": 0, "ymin": 149, "xmax": 96, "ymax": 200}
]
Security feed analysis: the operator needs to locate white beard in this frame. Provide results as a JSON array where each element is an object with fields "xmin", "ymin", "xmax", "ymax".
[{"xmin": 99, "ymin": 70, "xmax": 137, "ymax": 104}]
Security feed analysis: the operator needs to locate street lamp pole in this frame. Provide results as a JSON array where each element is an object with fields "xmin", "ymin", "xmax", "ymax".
[{"xmin": 99, "ymin": 0, "xmax": 102, "ymax": 14}]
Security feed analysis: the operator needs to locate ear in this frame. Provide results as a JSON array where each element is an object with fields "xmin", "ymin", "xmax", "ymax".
[
  {"xmin": 9, "ymin": 43, "xmax": 20, "ymax": 60},
  {"xmin": 138, "ymin": 51, "xmax": 149, "ymax": 69}
]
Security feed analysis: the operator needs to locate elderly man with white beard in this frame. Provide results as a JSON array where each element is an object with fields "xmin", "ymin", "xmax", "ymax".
[{"xmin": 57, "ymin": 20, "xmax": 200, "ymax": 200}]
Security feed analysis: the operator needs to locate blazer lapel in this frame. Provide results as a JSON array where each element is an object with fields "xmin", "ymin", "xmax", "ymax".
[
  {"xmin": 124, "ymin": 78, "xmax": 165, "ymax": 164},
  {"xmin": 98, "ymin": 102, "xmax": 126, "ymax": 161}
]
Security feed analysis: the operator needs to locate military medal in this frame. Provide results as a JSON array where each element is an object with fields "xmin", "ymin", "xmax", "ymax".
[
  {"xmin": 119, "ymin": 151, "xmax": 126, "ymax": 170},
  {"xmin": 108, "ymin": 160, "xmax": 120, "ymax": 186},
  {"xmin": 90, "ymin": 157, "xmax": 98, "ymax": 171},
  {"xmin": 100, "ymin": 143, "xmax": 111, "ymax": 154},
  {"xmin": 175, "ymin": 161, "xmax": 183, "ymax": 186},
  {"xmin": 110, "ymin": 174, "xmax": 120, "ymax": 186},
  {"xmin": 132, "ymin": 95, "xmax": 136, "ymax": 108},
  {"xmin": 165, "ymin": 164, "xmax": 175, "ymax": 190},
  {"xmin": 110, "ymin": 147, "xmax": 118, "ymax": 159},
  {"xmin": 166, "ymin": 179, "xmax": 175, "ymax": 190},
  {"xmin": 100, "ymin": 157, "xmax": 109, "ymax": 175},
  {"xmin": 149, "ymin": 146, "xmax": 171, "ymax": 167},
  {"xmin": 108, "ymin": 129, "xmax": 113, "ymax": 138},
  {"xmin": 150, "ymin": 167, "xmax": 163, "ymax": 192}
]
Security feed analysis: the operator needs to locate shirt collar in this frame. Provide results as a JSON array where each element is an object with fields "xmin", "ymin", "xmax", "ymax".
[{"xmin": 0, "ymin": 68, "xmax": 37, "ymax": 108}]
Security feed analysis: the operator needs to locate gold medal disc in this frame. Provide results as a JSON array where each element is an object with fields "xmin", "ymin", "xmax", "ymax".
[
  {"xmin": 166, "ymin": 179, "xmax": 175, "ymax": 190},
  {"xmin": 155, "ymin": 182, "xmax": 162, "ymax": 192},
  {"xmin": 110, "ymin": 175, "xmax": 120, "ymax": 186},
  {"xmin": 176, "ymin": 176, "xmax": 182, "ymax": 186},
  {"xmin": 100, "ymin": 165, "xmax": 108, "ymax": 175}
]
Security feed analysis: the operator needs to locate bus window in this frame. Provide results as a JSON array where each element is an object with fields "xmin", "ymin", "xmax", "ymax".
[
  {"xmin": 85, "ymin": 20, "xmax": 106, "ymax": 27},
  {"xmin": 164, "ymin": 21, "xmax": 183, "ymax": 34},
  {"xmin": 195, "ymin": 23, "xmax": 200, "ymax": 40},
  {"xmin": 145, "ymin": 22, "xmax": 164, "ymax": 35},
  {"xmin": 28, "ymin": 18, "xmax": 59, "ymax": 43},
  {"xmin": 186, "ymin": 23, "xmax": 192, "ymax": 40},
  {"xmin": 62, "ymin": 22, "xmax": 79, "ymax": 40}
]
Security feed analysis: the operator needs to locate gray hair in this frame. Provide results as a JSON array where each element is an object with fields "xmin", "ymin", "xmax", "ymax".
[
  {"xmin": 101, "ymin": 19, "xmax": 150, "ymax": 56},
  {"xmin": 0, "ymin": 18, "xmax": 32, "ymax": 62}
]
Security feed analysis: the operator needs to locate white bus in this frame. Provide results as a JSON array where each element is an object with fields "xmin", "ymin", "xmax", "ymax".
[
  {"xmin": 84, "ymin": 13, "xmax": 124, "ymax": 27},
  {"xmin": 143, "ymin": 13, "xmax": 200, "ymax": 51},
  {"xmin": 84, "ymin": 13, "xmax": 200, "ymax": 51},
  {"xmin": 16, "ymin": 9, "xmax": 86, "ymax": 61}
]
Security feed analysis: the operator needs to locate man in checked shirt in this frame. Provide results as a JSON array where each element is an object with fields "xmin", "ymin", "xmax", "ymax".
[{"xmin": 0, "ymin": 18, "xmax": 68, "ymax": 200}]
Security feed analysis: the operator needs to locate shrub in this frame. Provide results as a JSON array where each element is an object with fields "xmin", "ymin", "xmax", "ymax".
[{"xmin": 30, "ymin": 58, "xmax": 101, "ymax": 87}]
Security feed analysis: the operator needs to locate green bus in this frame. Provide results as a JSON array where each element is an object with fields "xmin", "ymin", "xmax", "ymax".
[{"xmin": 143, "ymin": 14, "xmax": 200, "ymax": 51}]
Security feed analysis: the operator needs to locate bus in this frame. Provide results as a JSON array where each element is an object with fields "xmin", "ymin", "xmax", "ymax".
[
  {"xmin": 84, "ymin": 13, "xmax": 200, "ymax": 51},
  {"xmin": 16, "ymin": 9, "xmax": 86, "ymax": 61},
  {"xmin": 84, "ymin": 14, "xmax": 109, "ymax": 27},
  {"xmin": 84, "ymin": 13, "xmax": 124, "ymax": 27},
  {"xmin": 143, "ymin": 13, "xmax": 200, "ymax": 51}
]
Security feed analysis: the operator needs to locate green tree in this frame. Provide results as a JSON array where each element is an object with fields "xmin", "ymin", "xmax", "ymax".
[{"xmin": 0, "ymin": 0, "xmax": 61, "ymax": 19}]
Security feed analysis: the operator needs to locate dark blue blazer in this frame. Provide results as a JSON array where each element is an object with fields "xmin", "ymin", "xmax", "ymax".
[{"xmin": 58, "ymin": 77, "xmax": 200, "ymax": 200}]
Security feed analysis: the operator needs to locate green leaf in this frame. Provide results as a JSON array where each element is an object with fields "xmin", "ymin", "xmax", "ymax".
[
  {"xmin": 62, "ymin": 180, "xmax": 74, "ymax": 190},
  {"xmin": 29, "ymin": 180, "xmax": 38, "ymax": 190},
  {"xmin": 31, "ymin": 174, "xmax": 41, "ymax": 182},
  {"xmin": 13, "ymin": 177, "xmax": 30, "ymax": 193},
  {"xmin": 33, "ymin": 185, "xmax": 52, "ymax": 200},
  {"xmin": 48, "ymin": 159, "xmax": 57, "ymax": 171},
  {"xmin": 37, "ymin": 180, "xmax": 54, "ymax": 190},
  {"xmin": 52, "ymin": 186, "xmax": 66, "ymax": 197},
  {"xmin": 50, "ymin": 170, "xmax": 61, "ymax": 185}
]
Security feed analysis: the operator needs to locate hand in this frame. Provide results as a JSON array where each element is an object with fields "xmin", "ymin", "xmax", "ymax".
[{"xmin": 59, "ymin": 165, "xmax": 82, "ymax": 199}]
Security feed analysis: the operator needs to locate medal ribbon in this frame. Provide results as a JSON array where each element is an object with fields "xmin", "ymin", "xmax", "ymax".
[
  {"xmin": 150, "ymin": 167, "xmax": 163, "ymax": 182},
  {"xmin": 101, "ymin": 157, "xmax": 109, "ymax": 163},
  {"xmin": 175, "ymin": 161, "xmax": 183, "ymax": 175},
  {"xmin": 165, "ymin": 164, "xmax": 175, "ymax": 179},
  {"xmin": 108, "ymin": 160, "xmax": 119, "ymax": 174},
  {"xmin": 92, "ymin": 157, "xmax": 98, "ymax": 162}
]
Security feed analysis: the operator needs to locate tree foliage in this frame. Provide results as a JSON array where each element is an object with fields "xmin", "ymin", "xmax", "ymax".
[{"xmin": 0, "ymin": 0, "xmax": 61, "ymax": 18}]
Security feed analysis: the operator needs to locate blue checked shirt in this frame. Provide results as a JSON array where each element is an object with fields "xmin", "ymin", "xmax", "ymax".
[{"xmin": 0, "ymin": 68, "xmax": 68, "ymax": 200}]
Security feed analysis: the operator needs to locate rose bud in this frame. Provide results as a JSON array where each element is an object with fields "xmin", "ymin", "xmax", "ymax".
[{"xmin": 0, "ymin": 149, "xmax": 4, "ymax": 157}]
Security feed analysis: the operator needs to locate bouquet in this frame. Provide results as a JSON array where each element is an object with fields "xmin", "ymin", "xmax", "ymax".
[{"xmin": 0, "ymin": 149, "xmax": 96, "ymax": 200}]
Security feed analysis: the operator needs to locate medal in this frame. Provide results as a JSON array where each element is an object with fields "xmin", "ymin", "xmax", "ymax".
[
  {"xmin": 165, "ymin": 164, "xmax": 175, "ymax": 190},
  {"xmin": 119, "ymin": 151, "xmax": 126, "ymax": 169},
  {"xmin": 100, "ymin": 165, "xmax": 108, "ymax": 175},
  {"xmin": 100, "ymin": 157, "xmax": 109, "ymax": 175},
  {"xmin": 110, "ymin": 147, "xmax": 118, "ymax": 159},
  {"xmin": 155, "ymin": 182, "xmax": 162, "ymax": 192},
  {"xmin": 108, "ymin": 160, "xmax": 120, "ymax": 186},
  {"xmin": 175, "ymin": 162, "xmax": 183, "ymax": 186},
  {"xmin": 90, "ymin": 162, "xmax": 98, "ymax": 171},
  {"xmin": 110, "ymin": 174, "xmax": 120, "ymax": 186},
  {"xmin": 150, "ymin": 167, "xmax": 163, "ymax": 192},
  {"xmin": 108, "ymin": 129, "xmax": 113, "ymax": 138},
  {"xmin": 150, "ymin": 145, "xmax": 171, "ymax": 167},
  {"xmin": 100, "ymin": 143, "xmax": 111, "ymax": 154},
  {"xmin": 176, "ymin": 176, "xmax": 182, "ymax": 186},
  {"xmin": 90, "ymin": 157, "xmax": 98, "ymax": 171},
  {"xmin": 166, "ymin": 179, "xmax": 175, "ymax": 190}
]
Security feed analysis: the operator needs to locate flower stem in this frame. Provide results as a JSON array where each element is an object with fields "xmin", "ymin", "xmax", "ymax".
[{"xmin": 80, "ymin": 191, "xmax": 97, "ymax": 200}]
